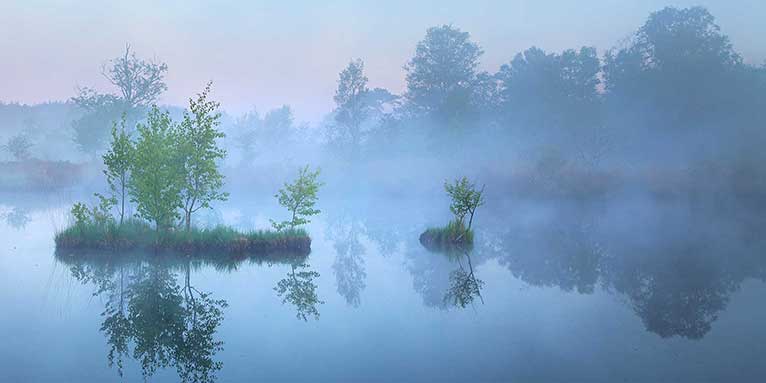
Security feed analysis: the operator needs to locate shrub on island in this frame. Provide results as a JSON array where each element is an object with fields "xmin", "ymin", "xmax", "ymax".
[{"xmin": 420, "ymin": 177, "xmax": 485, "ymax": 250}]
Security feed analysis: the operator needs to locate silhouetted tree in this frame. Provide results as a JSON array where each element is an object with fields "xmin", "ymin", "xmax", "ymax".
[
  {"xmin": 329, "ymin": 59, "xmax": 397, "ymax": 160},
  {"xmin": 72, "ymin": 45, "xmax": 167, "ymax": 156},
  {"xmin": 404, "ymin": 25, "xmax": 485, "ymax": 126},
  {"xmin": 1, "ymin": 133, "xmax": 33, "ymax": 160},
  {"xmin": 603, "ymin": 6, "xmax": 742, "ymax": 134},
  {"xmin": 497, "ymin": 46, "xmax": 601, "ymax": 134}
]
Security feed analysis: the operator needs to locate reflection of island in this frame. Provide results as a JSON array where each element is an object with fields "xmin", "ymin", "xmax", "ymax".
[
  {"xmin": 327, "ymin": 217, "xmax": 367, "ymax": 307},
  {"xmin": 410, "ymin": 241, "xmax": 485, "ymax": 310},
  {"xmin": 275, "ymin": 262, "xmax": 324, "ymax": 321},
  {"xmin": 62, "ymin": 257, "xmax": 227, "ymax": 383}
]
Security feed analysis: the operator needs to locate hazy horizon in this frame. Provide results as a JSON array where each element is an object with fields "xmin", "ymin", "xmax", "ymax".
[{"xmin": 2, "ymin": 0, "xmax": 764, "ymax": 122}]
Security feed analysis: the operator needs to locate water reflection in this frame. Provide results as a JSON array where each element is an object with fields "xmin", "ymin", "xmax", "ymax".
[
  {"xmin": 327, "ymin": 217, "xmax": 367, "ymax": 307},
  {"xmin": 2, "ymin": 206, "xmax": 31, "ymax": 229},
  {"xmin": 61, "ymin": 257, "xmax": 227, "ymax": 382},
  {"xmin": 443, "ymin": 251, "xmax": 485, "ymax": 309},
  {"xmin": 495, "ymin": 216, "xmax": 601, "ymax": 294},
  {"xmin": 275, "ymin": 262, "xmax": 324, "ymax": 321},
  {"xmin": 489, "ymin": 203, "xmax": 766, "ymax": 339},
  {"xmin": 411, "ymin": 241, "xmax": 486, "ymax": 310}
]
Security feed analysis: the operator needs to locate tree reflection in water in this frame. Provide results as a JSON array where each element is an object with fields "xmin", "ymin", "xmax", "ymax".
[
  {"xmin": 487, "ymin": 204, "xmax": 766, "ymax": 340},
  {"xmin": 444, "ymin": 251, "xmax": 485, "ymax": 309},
  {"xmin": 63, "ymin": 257, "xmax": 227, "ymax": 383},
  {"xmin": 327, "ymin": 216, "xmax": 367, "ymax": 307},
  {"xmin": 402, "ymin": 200, "xmax": 766, "ymax": 340},
  {"xmin": 411, "ymin": 239, "xmax": 485, "ymax": 310},
  {"xmin": 2, "ymin": 206, "xmax": 31, "ymax": 229},
  {"xmin": 275, "ymin": 262, "xmax": 324, "ymax": 321}
]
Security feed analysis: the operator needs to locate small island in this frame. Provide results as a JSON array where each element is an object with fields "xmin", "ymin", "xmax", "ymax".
[
  {"xmin": 419, "ymin": 177, "xmax": 484, "ymax": 251},
  {"xmin": 55, "ymin": 85, "xmax": 322, "ymax": 259}
]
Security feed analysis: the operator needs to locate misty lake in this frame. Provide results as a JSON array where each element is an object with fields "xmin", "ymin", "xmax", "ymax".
[{"xmin": 1, "ymin": 192, "xmax": 765, "ymax": 382}]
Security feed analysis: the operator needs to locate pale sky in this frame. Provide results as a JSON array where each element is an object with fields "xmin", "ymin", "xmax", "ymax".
[{"xmin": 1, "ymin": 0, "xmax": 764, "ymax": 122}]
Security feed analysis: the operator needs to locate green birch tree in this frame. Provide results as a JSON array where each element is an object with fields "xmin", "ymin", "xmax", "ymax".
[
  {"xmin": 128, "ymin": 106, "xmax": 184, "ymax": 232},
  {"xmin": 102, "ymin": 116, "xmax": 134, "ymax": 225},
  {"xmin": 178, "ymin": 83, "xmax": 228, "ymax": 231},
  {"xmin": 271, "ymin": 166, "xmax": 322, "ymax": 231}
]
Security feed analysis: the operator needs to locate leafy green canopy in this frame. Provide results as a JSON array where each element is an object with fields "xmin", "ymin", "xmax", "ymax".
[
  {"xmin": 444, "ymin": 177, "xmax": 485, "ymax": 230},
  {"xmin": 128, "ymin": 106, "xmax": 184, "ymax": 230},
  {"xmin": 103, "ymin": 117, "xmax": 134, "ymax": 224},
  {"xmin": 178, "ymin": 82, "xmax": 228, "ymax": 231},
  {"xmin": 271, "ymin": 166, "xmax": 323, "ymax": 231}
]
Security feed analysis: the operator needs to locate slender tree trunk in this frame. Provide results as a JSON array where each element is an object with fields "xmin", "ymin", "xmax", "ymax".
[
  {"xmin": 185, "ymin": 211, "xmax": 191, "ymax": 232},
  {"xmin": 465, "ymin": 252, "xmax": 484, "ymax": 304},
  {"xmin": 120, "ymin": 182, "xmax": 125, "ymax": 225}
]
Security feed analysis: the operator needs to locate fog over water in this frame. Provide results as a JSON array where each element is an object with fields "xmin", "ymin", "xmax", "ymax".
[{"xmin": 1, "ymin": 1, "xmax": 765, "ymax": 382}]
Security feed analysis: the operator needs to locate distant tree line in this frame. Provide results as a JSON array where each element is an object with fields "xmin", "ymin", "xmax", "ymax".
[
  {"xmin": 322, "ymin": 6, "xmax": 766, "ymax": 165},
  {"xmin": 3, "ymin": 6, "xmax": 763, "ymax": 172}
]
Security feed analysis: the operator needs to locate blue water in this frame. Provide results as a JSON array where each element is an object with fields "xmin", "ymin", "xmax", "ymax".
[{"xmin": 1, "ymin": 194, "xmax": 765, "ymax": 382}]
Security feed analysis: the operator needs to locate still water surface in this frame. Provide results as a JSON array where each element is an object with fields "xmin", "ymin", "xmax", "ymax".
[{"xmin": 1, "ymin": 194, "xmax": 765, "ymax": 382}]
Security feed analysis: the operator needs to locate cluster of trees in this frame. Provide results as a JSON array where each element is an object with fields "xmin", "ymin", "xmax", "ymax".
[
  {"xmin": 322, "ymin": 6, "xmax": 765, "ymax": 166},
  {"xmin": 5, "ymin": 5, "xmax": 763, "ymax": 183},
  {"xmin": 74, "ymin": 83, "xmax": 229, "ymax": 232},
  {"xmin": 73, "ymin": 80, "xmax": 325, "ymax": 235}
]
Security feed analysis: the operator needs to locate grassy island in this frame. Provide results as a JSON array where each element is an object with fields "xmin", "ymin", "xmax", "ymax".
[
  {"xmin": 420, "ymin": 177, "xmax": 484, "ymax": 251},
  {"xmin": 55, "ymin": 85, "xmax": 323, "ymax": 260},
  {"xmin": 55, "ymin": 219, "xmax": 311, "ymax": 256},
  {"xmin": 419, "ymin": 220, "xmax": 474, "ymax": 250}
]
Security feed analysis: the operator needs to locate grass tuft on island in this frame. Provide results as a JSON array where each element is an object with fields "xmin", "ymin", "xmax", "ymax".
[
  {"xmin": 55, "ymin": 219, "xmax": 311, "ymax": 256},
  {"xmin": 419, "ymin": 220, "xmax": 474, "ymax": 252}
]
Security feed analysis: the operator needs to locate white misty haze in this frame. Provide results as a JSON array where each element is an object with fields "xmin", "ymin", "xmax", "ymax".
[{"xmin": 0, "ymin": 0, "xmax": 764, "ymax": 122}]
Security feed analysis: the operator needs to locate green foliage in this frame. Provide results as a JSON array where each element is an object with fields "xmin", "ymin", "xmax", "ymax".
[
  {"xmin": 92, "ymin": 193, "xmax": 117, "ymax": 226},
  {"xmin": 70, "ymin": 195, "xmax": 116, "ymax": 228},
  {"xmin": 71, "ymin": 202, "xmax": 91, "ymax": 226},
  {"xmin": 129, "ymin": 106, "xmax": 184, "ymax": 231},
  {"xmin": 102, "ymin": 117, "xmax": 134, "ymax": 224},
  {"xmin": 178, "ymin": 83, "xmax": 229, "ymax": 231},
  {"xmin": 1, "ymin": 134, "xmax": 33, "ymax": 160},
  {"xmin": 444, "ymin": 177, "xmax": 485, "ymax": 230},
  {"xmin": 271, "ymin": 165, "xmax": 322, "ymax": 231}
]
